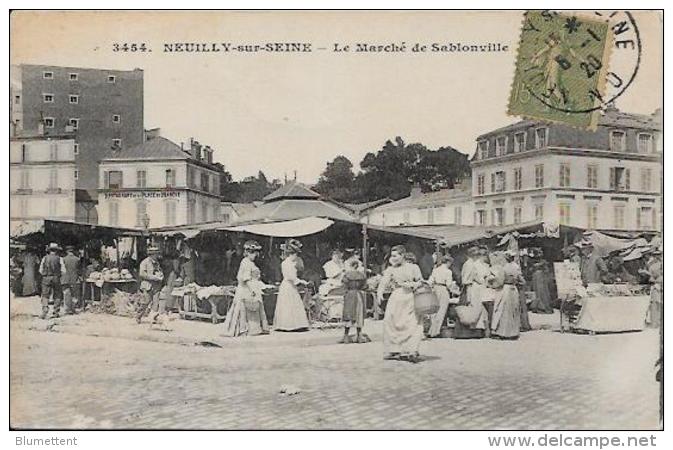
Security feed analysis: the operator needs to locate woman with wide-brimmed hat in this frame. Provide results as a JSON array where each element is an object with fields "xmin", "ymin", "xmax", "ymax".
[
  {"xmin": 427, "ymin": 253, "xmax": 459, "ymax": 338},
  {"xmin": 222, "ymin": 240, "xmax": 270, "ymax": 337},
  {"xmin": 273, "ymin": 239, "xmax": 310, "ymax": 331}
]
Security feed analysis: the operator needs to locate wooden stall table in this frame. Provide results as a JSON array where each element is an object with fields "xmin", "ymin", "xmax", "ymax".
[
  {"xmin": 570, "ymin": 295, "xmax": 650, "ymax": 334},
  {"xmin": 179, "ymin": 288, "xmax": 234, "ymax": 324},
  {"xmin": 83, "ymin": 278, "xmax": 137, "ymax": 303}
]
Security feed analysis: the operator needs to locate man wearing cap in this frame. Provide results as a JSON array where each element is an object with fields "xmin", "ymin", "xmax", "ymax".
[
  {"xmin": 39, "ymin": 243, "xmax": 67, "ymax": 319},
  {"xmin": 61, "ymin": 245, "xmax": 81, "ymax": 315},
  {"xmin": 579, "ymin": 242, "xmax": 608, "ymax": 286},
  {"xmin": 136, "ymin": 246, "xmax": 165, "ymax": 324}
]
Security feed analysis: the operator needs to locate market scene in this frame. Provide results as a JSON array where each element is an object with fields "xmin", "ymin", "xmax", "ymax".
[{"xmin": 9, "ymin": 10, "xmax": 663, "ymax": 431}]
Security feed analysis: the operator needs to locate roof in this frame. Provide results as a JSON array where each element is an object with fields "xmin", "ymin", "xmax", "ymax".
[
  {"xmin": 263, "ymin": 181, "xmax": 320, "ymax": 202},
  {"xmin": 101, "ymin": 136, "xmax": 189, "ymax": 162},
  {"xmin": 477, "ymin": 108, "xmax": 661, "ymax": 140},
  {"xmin": 236, "ymin": 198, "xmax": 357, "ymax": 223},
  {"xmin": 221, "ymin": 202, "xmax": 258, "ymax": 217},
  {"xmin": 339, "ymin": 198, "xmax": 392, "ymax": 215},
  {"xmin": 373, "ymin": 188, "xmax": 471, "ymax": 212}
]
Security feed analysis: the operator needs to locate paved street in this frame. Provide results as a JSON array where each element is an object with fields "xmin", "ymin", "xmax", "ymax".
[{"xmin": 10, "ymin": 296, "xmax": 661, "ymax": 430}]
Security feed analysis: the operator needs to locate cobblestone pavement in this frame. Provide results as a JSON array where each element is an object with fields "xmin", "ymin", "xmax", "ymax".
[{"xmin": 10, "ymin": 298, "xmax": 661, "ymax": 430}]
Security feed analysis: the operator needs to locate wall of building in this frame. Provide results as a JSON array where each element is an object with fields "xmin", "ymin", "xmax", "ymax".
[
  {"xmin": 13, "ymin": 64, "xmax": 144, "ymax": 192},
  {"xmin": 366, "ymin": 199, "xmax": 474, "ymax": 227},
  {"xmin": 10, "ymin": 138, "xmax": 77, "ymax": 222}
]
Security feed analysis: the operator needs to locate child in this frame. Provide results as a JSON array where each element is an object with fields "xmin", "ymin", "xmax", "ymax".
[
  {"xmin": 339, "ymin": 259, "xmax": 371, "ymax": 344},
  {"xmin": 245, "ymin": 266, "xmax": 271, "ymax": 335}
]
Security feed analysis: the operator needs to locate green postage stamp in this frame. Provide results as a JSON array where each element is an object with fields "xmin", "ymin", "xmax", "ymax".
[{"xmin": 508, "ymin": 10, "xmax": 613, "ymax": 129}]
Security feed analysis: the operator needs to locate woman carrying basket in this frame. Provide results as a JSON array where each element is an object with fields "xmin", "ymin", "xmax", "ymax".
[{"xmin": 377, "ymin": 245, "xmax": 425, "ymax": 363}]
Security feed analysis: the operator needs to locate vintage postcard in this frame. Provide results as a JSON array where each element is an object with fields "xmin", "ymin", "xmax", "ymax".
[{"xmin": 9, "ymin": 10, "xmax": 663, "ymax": 433}]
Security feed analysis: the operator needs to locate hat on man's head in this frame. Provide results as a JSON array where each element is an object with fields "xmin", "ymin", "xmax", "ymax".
[
  {"xmin": 148, "ymin": 246, "xmax": 161, "ymax": 254},
  {"xmin": 65, "ymin": 245, "xmax": 76, "ymax": 252},
  {"xmin": 47, "ymin": 242, "xmax": 61, "ymax": 251}
]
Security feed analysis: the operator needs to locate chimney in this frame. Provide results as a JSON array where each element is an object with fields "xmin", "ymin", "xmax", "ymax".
[
  {"xmin": 190, "ymin": 139, "xmax": 202, "ymax": 160},
  {"xmin": 410, "ymin": 183, "xmax": 422, "ymax": 198},
  {"xmin": 204, "ymin": 145, "xmax": 213, "ymax": 164}
]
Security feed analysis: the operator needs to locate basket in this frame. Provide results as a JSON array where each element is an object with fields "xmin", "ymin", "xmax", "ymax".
[{"xmin": 414, "ymin": 285, "xmax": 439, "ymax": 315}]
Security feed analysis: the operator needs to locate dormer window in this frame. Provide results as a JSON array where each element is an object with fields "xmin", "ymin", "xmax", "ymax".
[
  {"xmin": 495, "ymin": 136, "xmax": 507, "ymax": 156},
  {"xmin": 514, "ymin": 132, "xmax": 526, "ymax": 152},
  {"xmin": 477, "ymin": 140, "xmax": 489, "ymax": 159},
  {"xmin": 535, "ymin": 127, "xmax": 548, "ymax": 149},
  {"xmin": 637, "ymin": 133, "xmax": 654, "ymax": 153},
  {"xmin": 43, "ymin": 71, "xmax": 54, "ymax": 79},
  {"xmin": 610, "ymin": 130, "xmax": 626, "ymax": 152},
  {"xmin": 107, "ymin": 75, "xmax": 116, "ymax": 83},
  {"xmin": 43, "ymin": 93, "xmax": 54, "ymax": 103}
]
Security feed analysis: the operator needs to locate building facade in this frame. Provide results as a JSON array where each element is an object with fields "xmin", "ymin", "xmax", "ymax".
[
  {"xmin": 365, "ymin": 182, "xmax": 473, "ymax": 227},
  {"xmin": 97, "ymin": 136, "xmax": 226, "ymax": 229},
  {"xmin": 471, "ymin": 107, "xmax": 662, "ymax": 231},
  {"xmin": 10, "ymin": 133, "xmax": 77, "ymax": 222},
  {"xmin": 10, "ymin": 64, "xmax": 144, "ymax": 222}
]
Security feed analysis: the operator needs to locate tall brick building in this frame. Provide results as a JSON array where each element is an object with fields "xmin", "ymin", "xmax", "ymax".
[{"xmin": 10, "ymin": 64, "xmax": 144, "ymax": 223}]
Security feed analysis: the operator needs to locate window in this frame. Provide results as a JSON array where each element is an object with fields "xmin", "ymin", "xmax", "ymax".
[
  {"xmin": 559, "ymin": 163, "xmax": 570, "ymax": 187},
  {"xmin": 69, "ymin": 118, "xmax": 79, "ymax": 130},
  {"xmin": 200, "ymin": 172, "xmax": 210, "ymax": 192},
  {"xmin": 222, "ymin": 213, "xmax": 231, "ymax": 224},
  {"xmin": 477, "ymin": 141, "xmax": 489, "ymax": 159},
  {"xmin": 48, "ymin": 169, "xmax": 58, "ymax": 189},
  {"xmin": 43, "ymin": 71, "xmax": 54, "ymax": 79},
  {"xmin": 559, "ymin": 203, "xmax": 571, "ymax": 225},
  {"xmin": 494, "ymin": 171, "xmax": 506, "ymax": 192},
  {"xmin": 69, "ymin": 95, "xmax": 79, "ymax": 104},
  {"xmin": 535, "ymin": 127, "xmax": 547, "ymax": 148},
  {"xmin": 587, "ymin": 165, "xmax": 598, "ymax": 188},
  {"xmin": 587, "ymin": 204, "xmax": 598, "ymax": 229},
  {"xmin": 513, "ymin": 206, "xmax": 522, "ymax": 224},
  {"xmin": 74, "ymin": 170, "xmax": 79, "ymax": 181},
  {"xmin": 477, "ymin": 174, "xmax": 485, "ymax": 195},
  {"xmin": 513, "ymin": 167, "xmax": 522, "ymax": 190},
  {"xmin": 613, "ymin": 205, "xmax": 625, "ymax": 229},
  {"xmin": 106, "ymin": 170, "xmax": 123, "ymax": 189},
  {"xmin": 109, "ymin": 202, "xmax": 119, "ymax": 226},
  {"xmin": 44, "ymin": 117, "xmax": 54, "ymax": 128},
  {"xmin": 20, "ymin": 170, "xmax": 31, "ymax": 189},
  {"xmin": 136, "ymin": 201, "xmax": 148, "ymax": 228},
  {"xmin": 454, "ymin": 206, "xmax": 462, "ymax": 225},
  {"xmin": 426, "ymin": 208, "xmax": 435, "ymax": 224},
  {"xmin": 201, "ymin": 200, "xmax": 208, "ymax": 222},
  {"xmin": 640, "ymin": 168, "xmax": 652, "ymax": 191},
  {"xmin": 74, "ymin": 143, "xmax": 79, "ymax": 155},
  {"xmin": 43, "ymin": 93, "xmax": 54, "ymax": 103},
  {"xmin": 534, "ymin": 204, "xmax": 544, "ymax": 220},
  {"xmin": 495, "ymin": 136, "xmax": 507, "ymax": 156},
  {"xmin": 69, "ymin": 73, "xmax": 78, "ymax": 81},
  {"xmin": 49, "ymin": 143, "xmax": 58, "ymax": 160},
  {"xmin": 492, "ymin": 208, "xmax": 504, "ymax": 226},
  {"xmin": 165, "ymin": 201, "xmax": 177, "ymax": 226},
  {"xmin": 166, "ymin": 169, "xmax": 176, "ymax": 188},
  {"xmin": 136, "ymin": 170, "xmax": 147, "ymax": 188},
  {"xmin": 188, "ymin": 200, "xmax": 196, "ymax": 224},
  {"xmin": 637, "ymin": 206, "xmax": 654, "ymax": 230},
  {"xmin": 14, "ymin": 95, "xmax": 21, "ymax": 104},
  {"xmin": 21, "ymin": 144, "xmax": 27, "ymax": 162},
  {"xmin": 610, "ymin": 130, "xmax": 626, "ymax": 152},
  {"xmin": 107, "ymin": 75, "xmax": 116, "ymax": 83},
  {"xmin": 475, "ymin": 210, "xmax": 487, "ymax": 226},
  {"xmin": 187, "ymin": 167, "xmax": 195, "ymax": 188},
  {"xmin": 610, "ymin": 167, "xmax": 630, "ymax": 191},
  {"xmin": 490, "ymin": 173, "xmax": 496, "ymax": 192},
  {"xmin": 637, "ymin": 133, "xmax": 654, "ymax": 153},
  {"xmin": 112, "ymin": 138, "xmax": 122, "ymax": 148},
  {"xmin": 112, "ymin": 114, "xmax": 121, "ymax": 123},
  {"xmin": 514, "ymin": 132, "xmax": 526, "ymax": 152},
  {"xmin": 535, "ymin": 164, "xmax": 544, "ymax": 188}
]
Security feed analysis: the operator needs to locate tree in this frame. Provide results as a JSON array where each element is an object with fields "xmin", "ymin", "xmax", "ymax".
[
  {"xmin": 222, "ymin": 171, "xmax": 280, "ymax": 203},
  {"xmin": 314, "ymin": 155, "xmax": 357, "ymax": 202}
]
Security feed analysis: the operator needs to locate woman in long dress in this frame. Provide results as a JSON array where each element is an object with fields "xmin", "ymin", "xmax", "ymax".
[
  {"xmin": 453, "ymin": 247, "xmax": 489, "ymax": 339},
  {"xmin": 21, "ymin": 250, "xmax": 40, "ymax": 296},
  {"xmin": 643, "ymin": 250, "xmax": 663, "ymax": 328},
  {"xmin": 428, "ymin": 253, "xmax": 458, "ymax": 337},
  {"xmin": 491, "ymin": 251, "xmax": 522, "ymax": 339},
  {"xmin": 222, "ymin": 240, "xmax": 270, "ymax": 337},
  {"xmin": 377, "ymin": 245, "xmax": 424, "ymax": 363},
  {"xmin": 274, "ymin": 239, "xmax": 310, "ymax": 332},
  {"xmin": 529, "ymin": 260, "xmax": 554, "ymax": 314}
]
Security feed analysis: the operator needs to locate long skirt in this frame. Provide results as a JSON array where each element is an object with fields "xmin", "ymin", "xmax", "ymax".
[
  {"xmin": 491, "ymin": 285, "xmax": 521, "ymax": 339},
  {"xmin": 428, "ymin": 285, "xmax": 451, "ymax": 337},
  {"xmin": 22, "ymin": 264, "xmax": 38, "ymax": 296},
  {"xmin": 383, "ymin": 287, "xmax": 423, "ymax": 355},
  {"xmin": 244, "ymin": 298, "xmax": 270, "ymax": 336},
  {"xmin": 274, "ymin": 280, "xmax": 309, "ymax": 331},
  {"xmin": 454, "ymin": 284, "xmax": 488, "ymax": 335},
  {"xmin": 647, "ymin": 285, "xmax": 662, "ymax": 328},
  {"xmin": 222, "ymin": 293, "xmax": 249, "ymax": 337},
  {"xmin": 530, "ymin": 271, "xmax": 554, "ymax": 314},
  {"xmin": 343, "ymin": 290, "xmax": 365, "ymax": 328}
]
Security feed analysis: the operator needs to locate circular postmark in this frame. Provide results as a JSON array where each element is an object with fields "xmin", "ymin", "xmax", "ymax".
[{"xmin": 524, "ymin": 10, "xmax": 641, "ymax": 115}]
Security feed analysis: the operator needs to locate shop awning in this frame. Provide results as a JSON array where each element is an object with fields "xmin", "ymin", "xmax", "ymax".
[{"xmin": 224, "ymin": 216, "xmax": 334, "ymax": 237}]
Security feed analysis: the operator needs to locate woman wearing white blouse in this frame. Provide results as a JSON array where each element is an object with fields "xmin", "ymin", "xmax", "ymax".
[{"xmin": 274, "ymin": 239, "xmax": 310, "ymax": 331}]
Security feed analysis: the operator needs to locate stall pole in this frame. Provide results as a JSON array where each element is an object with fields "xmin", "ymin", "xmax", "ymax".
[{"xmin": 114, "ymin": 238, "xmax": 120, "ymax": 269}]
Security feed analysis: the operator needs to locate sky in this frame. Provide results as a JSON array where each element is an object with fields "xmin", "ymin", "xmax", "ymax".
[{"xmin": 10, "ymin": 10, "xmax": 662, "ymax": 183}]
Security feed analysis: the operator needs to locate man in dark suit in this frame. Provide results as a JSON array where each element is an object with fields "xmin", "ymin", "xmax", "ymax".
[{"xmin": 61, "ymin": 245, "xmax": 81, "ymax": 314}]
